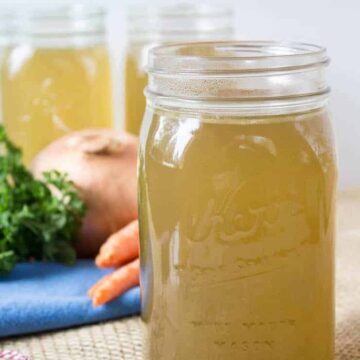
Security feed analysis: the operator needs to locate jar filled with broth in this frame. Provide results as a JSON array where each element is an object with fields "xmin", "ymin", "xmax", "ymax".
[
  {"xmin": 1, "ymin": 5, "xmax": 114, "ymax": 164},
  {"xmin": 139, "ymin": 42, "xmax": 337, "ymax": 360},
  {"xmin": 124, "ymin": 4, "xmax": 234, "ymax": 136}
]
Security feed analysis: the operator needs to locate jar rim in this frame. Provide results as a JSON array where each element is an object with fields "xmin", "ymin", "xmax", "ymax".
[
  {"xmin": 16, "ymin": 4, "xmax": 105, "ymax": 20},
  {"xmin": 146, "ymin": 41, "xmax": 330, "ymax": 113},
  {"xmin": 127, "ymin": 3, "xmax": 232, "ymax": 20},
  {"xmin": 5, "ymin": 4, "xmax": 106, "ymax": 38},
  {"xmin": 148, "ymin": 41, "xmax": 329, "ymax": 75}
]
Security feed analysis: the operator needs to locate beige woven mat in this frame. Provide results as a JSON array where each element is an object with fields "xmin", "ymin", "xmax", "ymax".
[{"xmin": 1, "ymin": 191, "xmax": 360, "ymax": 359}]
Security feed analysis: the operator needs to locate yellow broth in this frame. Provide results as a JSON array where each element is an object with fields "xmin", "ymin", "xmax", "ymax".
[
  {"xmin": 124, "ymin": 51, "xmax": 147, "ymax": 136},
  {"xmin": 139, "ymin": 108, "xmax": 336, "ymax": 360},
  {"xmin": 1, "ymin": 45, "xmax": 113, "ymax": 163}
]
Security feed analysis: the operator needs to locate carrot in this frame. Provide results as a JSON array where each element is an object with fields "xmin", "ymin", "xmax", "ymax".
[
  {"xmin": 95, "ymin": 220, "xmax": 139, "ymax": 268},
  {"xmin": 89, "ymin": 258, "xmax": 140, "ymax": 307},
  {"xmin": 88, "ymin": 273, "xmax": 111, "ymax": 297}
]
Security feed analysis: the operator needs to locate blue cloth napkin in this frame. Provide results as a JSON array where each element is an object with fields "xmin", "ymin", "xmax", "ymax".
[{"xmin": 0, "ymin": 260, "xmax": 140, "ymax": 338}]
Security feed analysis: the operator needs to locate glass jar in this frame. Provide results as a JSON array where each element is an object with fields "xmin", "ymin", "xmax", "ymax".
[
  {"xmin": 1, "ymin": 4, "xmax": 113, "ymax": 164},
  {"xmin": 124, "ymin": 4, "xmax": 234, "ymax": 136},
  {"xmin": 139, "ymin": 42, "xmax": 337, "ymax": 360}
]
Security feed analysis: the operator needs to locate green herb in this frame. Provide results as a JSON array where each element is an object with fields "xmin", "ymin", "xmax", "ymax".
[{"xmin": 0, "ymin": 125, "xmax": 86, "ymax": 274}]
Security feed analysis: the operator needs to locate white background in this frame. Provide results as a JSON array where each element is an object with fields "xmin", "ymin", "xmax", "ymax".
[{"xmin": 1, "ymin": 0, "xmax": 359, "ymax": 189}]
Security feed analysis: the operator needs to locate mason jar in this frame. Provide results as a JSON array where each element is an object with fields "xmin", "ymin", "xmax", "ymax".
[
  {"xmin": 124, "ymin": 4, "xmax": 234, "ymax": 136},
  {"xmin": 139, "ymin": 42, "xmax": 337, "ymax": 360},
  {"xmin": 1, "ymin": 4, "xmax": 113, "ymax": 164}
]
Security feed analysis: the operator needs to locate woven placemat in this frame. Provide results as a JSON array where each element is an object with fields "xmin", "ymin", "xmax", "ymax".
[
  {"xmin": 335, "ymin": 190, "xmax": 360, "ymax": 360},
  {"xmin": 1, "ymin": 191, "xmax": 360, "ymax": 359},
  {"xmin": 0, "ymin": 318, "xmax": 142, "ymax": 360}
]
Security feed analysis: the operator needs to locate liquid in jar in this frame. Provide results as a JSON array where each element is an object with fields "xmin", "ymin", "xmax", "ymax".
[
  {"xmin": 139, "ymin": 108, "xmax": 336, "ymax": 360},
  {"xmin": 1, "ymin": 45, "xmax": 113, "ymax": 163}
]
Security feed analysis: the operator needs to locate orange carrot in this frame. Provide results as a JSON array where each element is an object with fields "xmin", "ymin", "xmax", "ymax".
[
  {"xmin": 89, "ymin": 259, "xmax": 140, "ymax": 307},
  {"xmin": 95, "ymin": 220, "xmax": 139, "ymax": 268},
  {"xmin": 88, "ymin": 273, "xmax": 111, "ymax": 297}
]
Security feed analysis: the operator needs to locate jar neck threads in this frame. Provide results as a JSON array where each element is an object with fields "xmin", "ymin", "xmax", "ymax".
[
  {"xmin": 127, "ymin": 4, "xmax": 234, "ymax": 44},
  {"xmin": 146, "ymin": 41, "xmax": 330, "ymax": 115},
  {"xmin": 6, "ymin": 4, "xmax": 107, "ymax": 47}
]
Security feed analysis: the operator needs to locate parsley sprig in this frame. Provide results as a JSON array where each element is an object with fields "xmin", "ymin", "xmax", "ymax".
[{"xmin": 0, "ymin": 125, "xmax": 86, "ymax": 274}]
